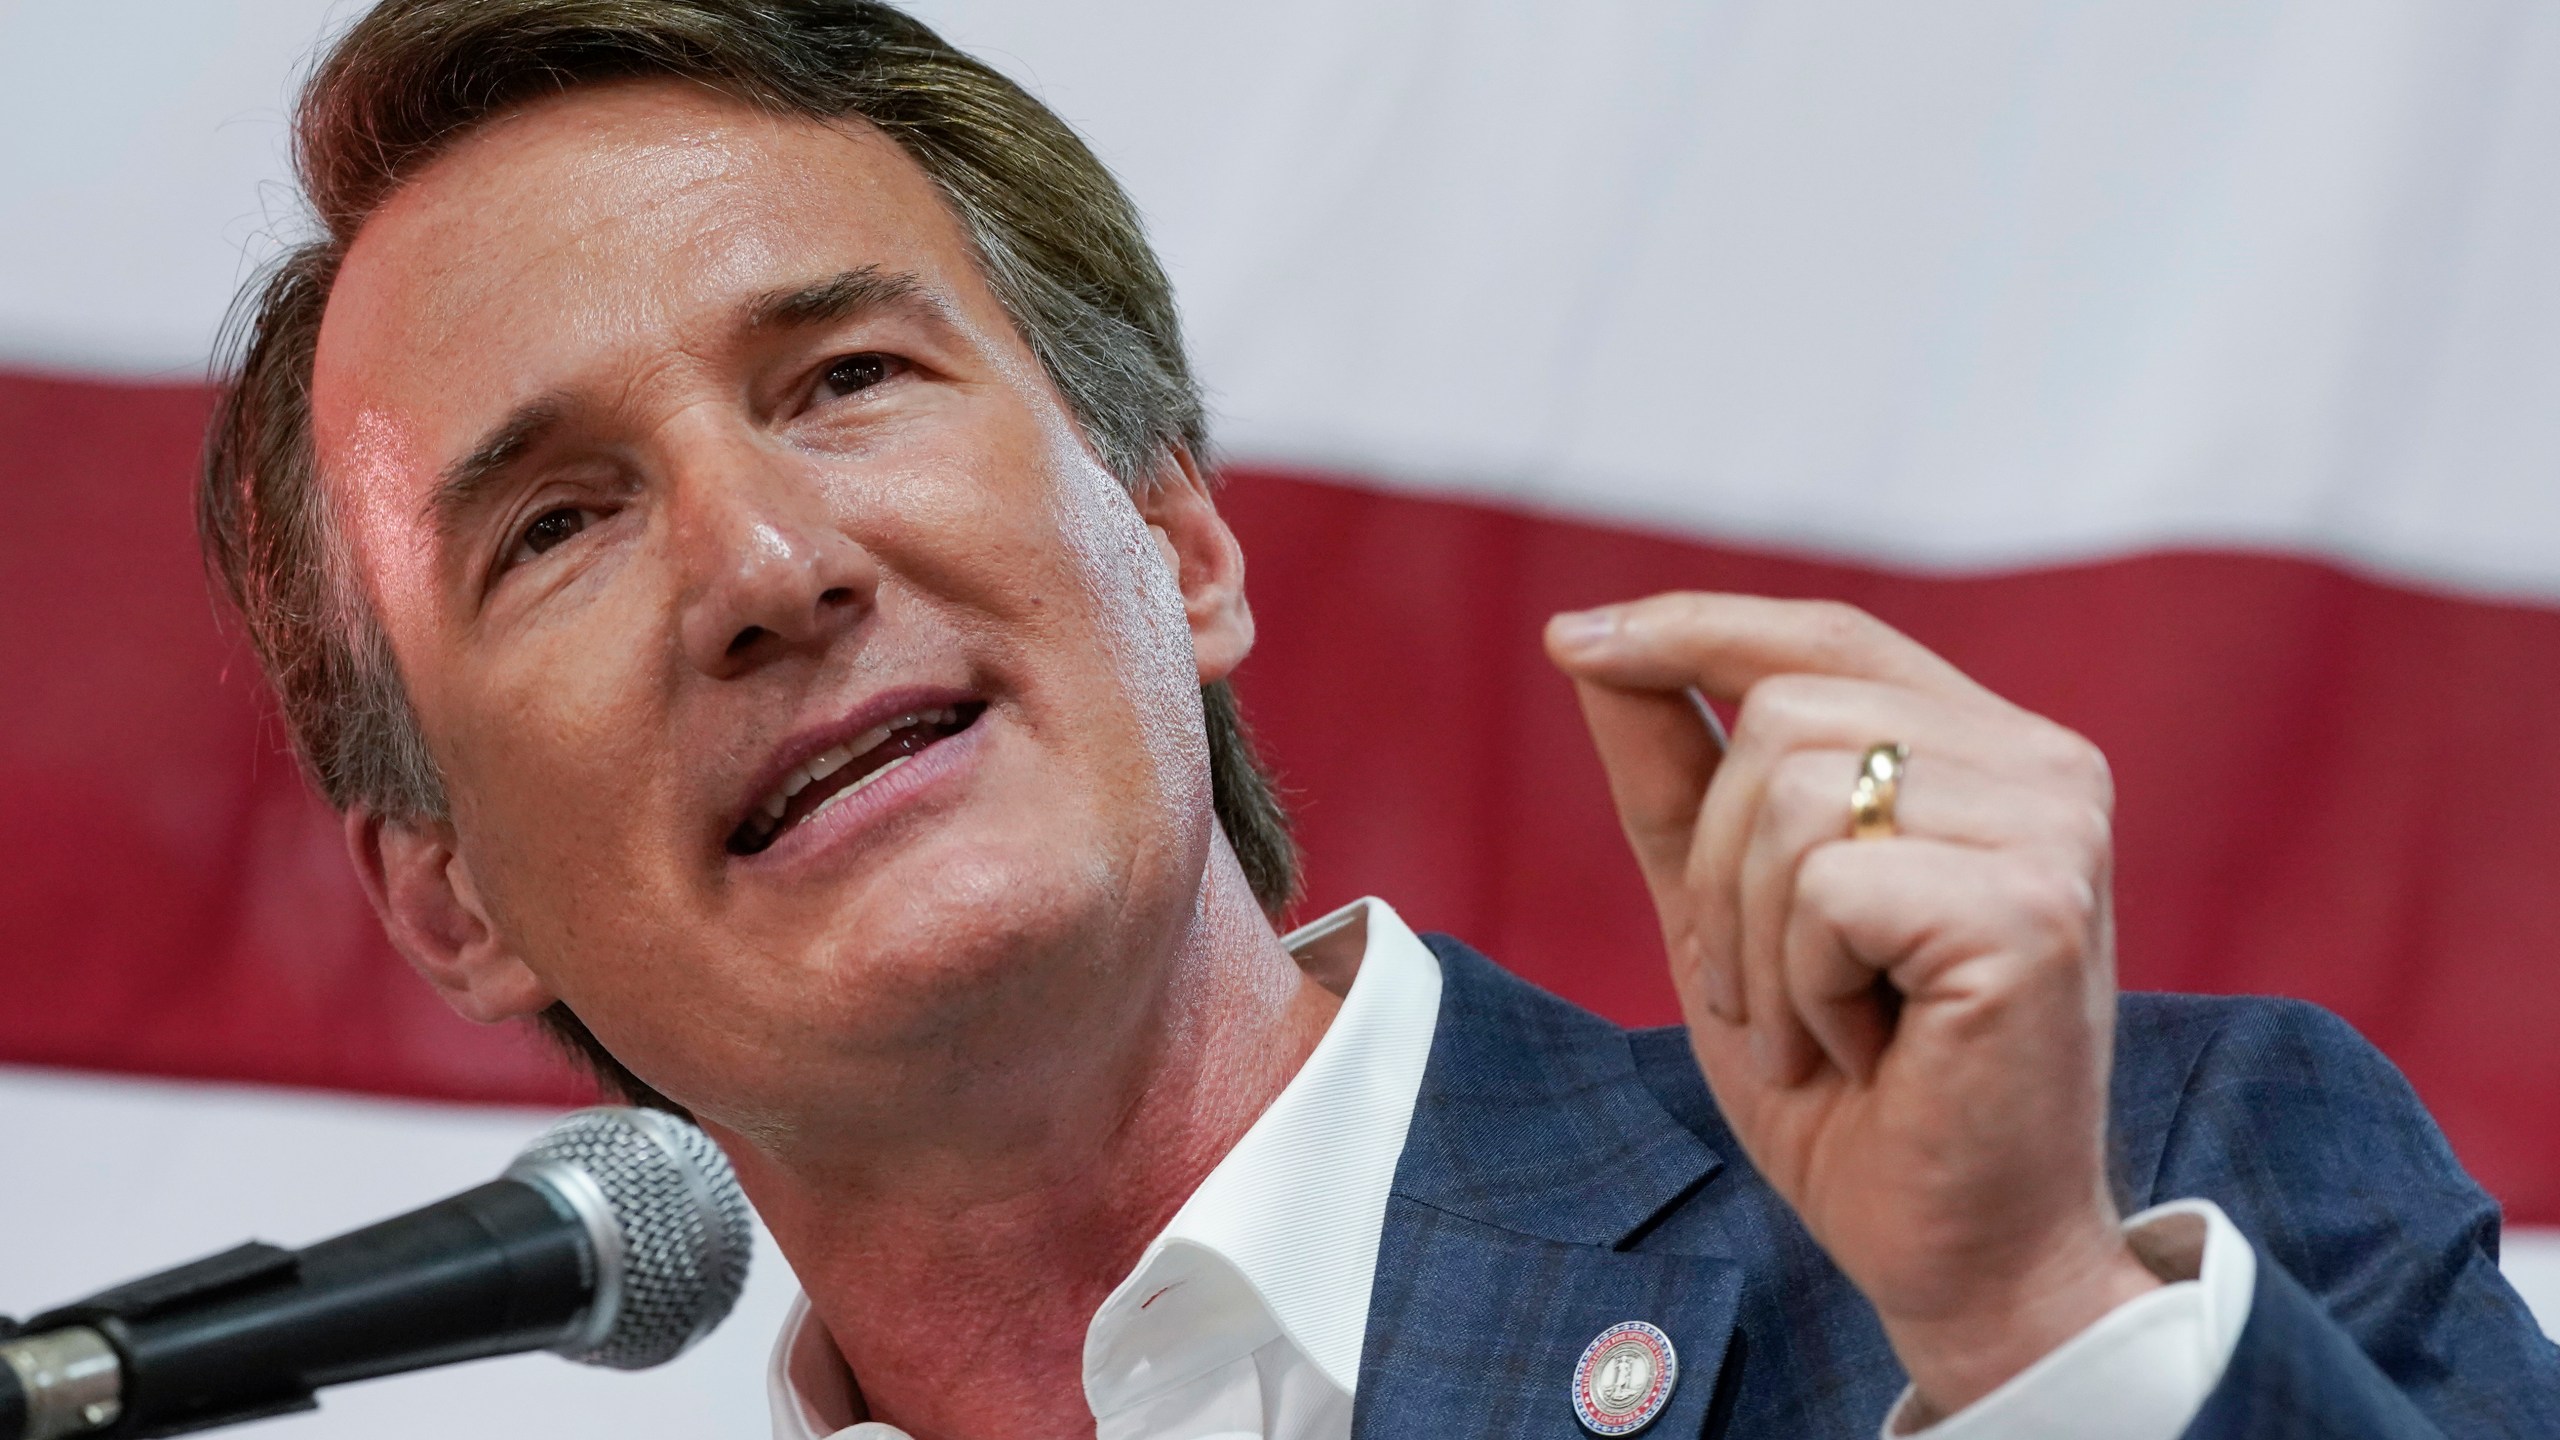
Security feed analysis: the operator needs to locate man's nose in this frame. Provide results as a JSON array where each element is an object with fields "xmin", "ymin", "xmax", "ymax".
[{"xmin": 669, "ymin": 441, "xmax": 878, "ymax": 678}]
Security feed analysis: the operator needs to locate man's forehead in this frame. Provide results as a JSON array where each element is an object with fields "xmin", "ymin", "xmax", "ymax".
[{"xmin": 308, "ymin": 81, "xmax": 972, "ymax": 492}]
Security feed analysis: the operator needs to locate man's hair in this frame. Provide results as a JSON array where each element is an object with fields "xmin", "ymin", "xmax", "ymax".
[{"xmin": 199, "ymin": 0, "xmax": 1297, "ymax": 1110}]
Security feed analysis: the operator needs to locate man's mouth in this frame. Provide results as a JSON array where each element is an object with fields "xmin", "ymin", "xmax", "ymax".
[{"xmin": 727, "ymin": 702, "xmax": 987, "ymax": 857}]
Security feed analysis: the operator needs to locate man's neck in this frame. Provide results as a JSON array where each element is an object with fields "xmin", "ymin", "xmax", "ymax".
[{"xmin": 715, "ymin": 847, "xmax": 1339, "ymax": 1440}]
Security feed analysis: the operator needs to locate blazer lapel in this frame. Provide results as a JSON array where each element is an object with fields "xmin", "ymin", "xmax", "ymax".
[{"xmin": 1354, "ymin": 938, "xmax": 1742, "ymax": 1438}]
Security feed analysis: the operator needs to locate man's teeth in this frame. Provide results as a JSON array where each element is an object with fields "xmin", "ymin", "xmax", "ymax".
[
  {"xmin": 809, "ymin": 754, "xmax": 912, "ymax": 818},
  {"xmin": 758, "ymin": 707, "xmax": 961, "ymax": 824}
]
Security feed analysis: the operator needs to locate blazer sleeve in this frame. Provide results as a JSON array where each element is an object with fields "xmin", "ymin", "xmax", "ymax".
[{"xmin": 2141, "ymin": 997, "xmax": 2560, "ymax": 1437}]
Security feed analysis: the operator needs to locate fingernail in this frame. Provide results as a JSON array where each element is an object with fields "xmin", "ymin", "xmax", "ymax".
[{"xmin": 1549, "ymin": 607, "xmax": 1619, "ymax": 654}]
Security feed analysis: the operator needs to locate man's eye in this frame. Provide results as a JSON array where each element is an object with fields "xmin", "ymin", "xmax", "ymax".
[
  {"xmin": 520, "ymin": 506, "xmax": 587, "ymax": 556},
  {"xmin": 818, "ymin": 352, "xmax": 902, "ymax": 400}
]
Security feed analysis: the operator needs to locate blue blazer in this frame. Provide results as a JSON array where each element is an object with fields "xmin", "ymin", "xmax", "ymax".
[{"xmin": 1352, "ymin": 936, "xmax": 2560, "ymax": 1437}]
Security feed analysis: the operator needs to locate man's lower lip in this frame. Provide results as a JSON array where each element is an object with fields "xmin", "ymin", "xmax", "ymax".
[{"xmin": 730, "ymin": 714, "xmax": 986, "ymax": 870}]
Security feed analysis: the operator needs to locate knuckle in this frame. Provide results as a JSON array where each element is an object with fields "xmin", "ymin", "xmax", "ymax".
[
  {"xmin": 1648, "ymin": 590, "xmax": 1717, "ymax": 630},
  {"xmin": 1731, "ymin": 684, "xmax": 1783, "ymax": 748},
  {"xmin": 1793, "ymin": 840, "xmax": 1858, "ymax": 911},
  {"xmin": 1735, "ymin": 673, "xmax": 1817, "ymax": 741},
  {"xmin": 2027, "ymin": 794, "xmax": 2109, "ymax": 876},
  {"xmin": 2027, "ymin": 791, "xmax": 2113, "ymax": 870},
  {"xmin": 2063, "ymin": 727, "xmax": 2108, "ymax": 779},
  {"xmin": 1801, "ymin": 599, "xmax": 1882, "ymax": 662},
  {"xmin": 1999, "ymin": 856, "xmax": 2098, "ymax": 949},
  {"xmin": 2030, "ymin": 722, "xmax": 2115, "ymax": 808},
  {"xmin": 2080, "ymin": 802, "xmax": 2115, "ymax": 864},
  {"xmin": 2075, "ymin": 738, "xmax": 2117, "ymax": 811},
  {"xmin": 1769, "ymin": 749, "xmax": 1845, "ymax": 830}
]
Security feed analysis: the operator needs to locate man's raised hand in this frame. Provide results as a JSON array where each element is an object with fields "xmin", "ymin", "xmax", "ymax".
[{"xmin": 1545, "ymin": 593, "xmax": 2162, "ymax": 1419}]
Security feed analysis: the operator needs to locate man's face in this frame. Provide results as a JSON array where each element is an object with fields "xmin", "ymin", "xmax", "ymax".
[{"xmin": 309, "ymin": 83, "xmax": 1238, "ymax": 1131}]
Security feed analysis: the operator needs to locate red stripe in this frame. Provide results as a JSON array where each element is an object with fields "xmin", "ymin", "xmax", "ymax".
[
  {"xmin": 1224, "ymin": 466, "xmax": 2560, "ymax": 1223},
  {"xmin": 5, "ymin": 369, "xmax": 2555, "ymax": 1221},
  {"xmin": 0, "ymin": 371, "xmax": 583, "ymax": 1105}
]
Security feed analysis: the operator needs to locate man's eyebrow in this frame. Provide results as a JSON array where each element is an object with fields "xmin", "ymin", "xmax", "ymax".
[
  {"xmin": 427, "ymin": 395, "xmax": 567, "ymax": 542},
  {"xmin": 746, "ymin": 265, "xmax": 950, "ymax": 332},
  {"xmin": 419, "ymin": 270, "xmax": 943, "ymax": 544}
]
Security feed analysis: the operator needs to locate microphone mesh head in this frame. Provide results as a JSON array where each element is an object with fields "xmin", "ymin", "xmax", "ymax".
[{"xmin": 511, "ymin": 1107, "xmax": 755, "ymax": 1370}]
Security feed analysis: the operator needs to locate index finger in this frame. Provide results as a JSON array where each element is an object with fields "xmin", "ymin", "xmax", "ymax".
[{"xmin": 1546, "ymin": 593, "xmax": 1986, "ymax": 706}]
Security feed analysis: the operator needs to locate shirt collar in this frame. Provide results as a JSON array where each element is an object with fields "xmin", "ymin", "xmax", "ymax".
[
  {"xmin": 1084, "ymin": 897, "xmax": 1443, "ymax": 1412},
  {"xmin": 767, "ymin": 897, "xmax": 1445, "ymax": 1438}
]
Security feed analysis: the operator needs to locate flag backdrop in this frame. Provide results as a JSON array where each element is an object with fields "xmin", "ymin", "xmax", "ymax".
[{"xmin": 1, "ymin": 1, "xmax": 2555, "ymax": 1434}]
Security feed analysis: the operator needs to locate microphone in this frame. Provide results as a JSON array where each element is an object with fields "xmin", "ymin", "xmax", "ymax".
[{"xmin": 0, "ymin": 1107, "xmax": 753, "ymax": 1440}]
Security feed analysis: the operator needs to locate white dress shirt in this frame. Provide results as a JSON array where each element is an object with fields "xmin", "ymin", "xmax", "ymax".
[{"xmin": 768, "ymin": 897, "xmax": 2257, "ymax": 1440}]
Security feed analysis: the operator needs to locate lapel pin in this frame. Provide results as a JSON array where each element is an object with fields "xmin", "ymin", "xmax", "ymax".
[{"xmin": 1571, "ymin": 1320, "xmax": 1677, "ymax": 1435}]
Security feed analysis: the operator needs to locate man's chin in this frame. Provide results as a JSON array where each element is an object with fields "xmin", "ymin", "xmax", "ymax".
[
  {"xmin": 627, "ymin": 855, "xmax": 1166, "ymax": 1142},
  {"xmin": 834, "ymin": 839, "xmax": 1128, "ymax": 979}
]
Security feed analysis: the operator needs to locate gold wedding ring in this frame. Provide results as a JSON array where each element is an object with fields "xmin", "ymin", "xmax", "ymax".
[{"xmin": 1849, "ymin": 742, "xmax": 1909, "ymax": 840}]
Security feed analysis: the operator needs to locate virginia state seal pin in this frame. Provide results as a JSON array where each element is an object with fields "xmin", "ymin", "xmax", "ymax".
[{"xmin": 1571, "ymin": 1320, "xmax": 1677, "ymax": 1435}]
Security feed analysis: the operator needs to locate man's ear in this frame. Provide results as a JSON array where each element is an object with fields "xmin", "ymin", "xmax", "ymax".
[
  {"xmin": 1138, "ymin": 445, "xmax": 1254, "ymax": 684},
  {"xmin": 344, "ymin": 806, "xmax": 555, "ymax": 1024}
]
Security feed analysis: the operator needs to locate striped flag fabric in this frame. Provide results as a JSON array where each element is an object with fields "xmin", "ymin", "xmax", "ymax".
[{"xmin": 2, "ymin": 2, "xmax": 2554, "ymax": 1434}]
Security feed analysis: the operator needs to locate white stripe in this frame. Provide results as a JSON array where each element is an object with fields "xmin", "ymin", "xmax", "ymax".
[
  {"xmin": 0, "ymin": 0, "xmax": 341, "ymax": 379},
  {"xmin": 0, "ymin": 1065, "xmax": 798, "ymax": 1439},
  {"xmin": 1, "ymin": 1061, "xmax": 2554, "ymax": 1440},
  {"xmin": 917, "ymin": 0, "xmax": 2560, "ymax": 597},
  {"xmin": 2, "ymin": 0, "xmax": 2558, "ymax": 594},
  {"xmin": 2504, "ymin": 1230, "xmax": 2560, "ymax": 1340}
]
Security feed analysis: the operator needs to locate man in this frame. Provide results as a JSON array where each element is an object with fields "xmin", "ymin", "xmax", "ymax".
[{"xmin": 195, "ymin": 2, "xmax": 2557, "ymax": 1436}]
